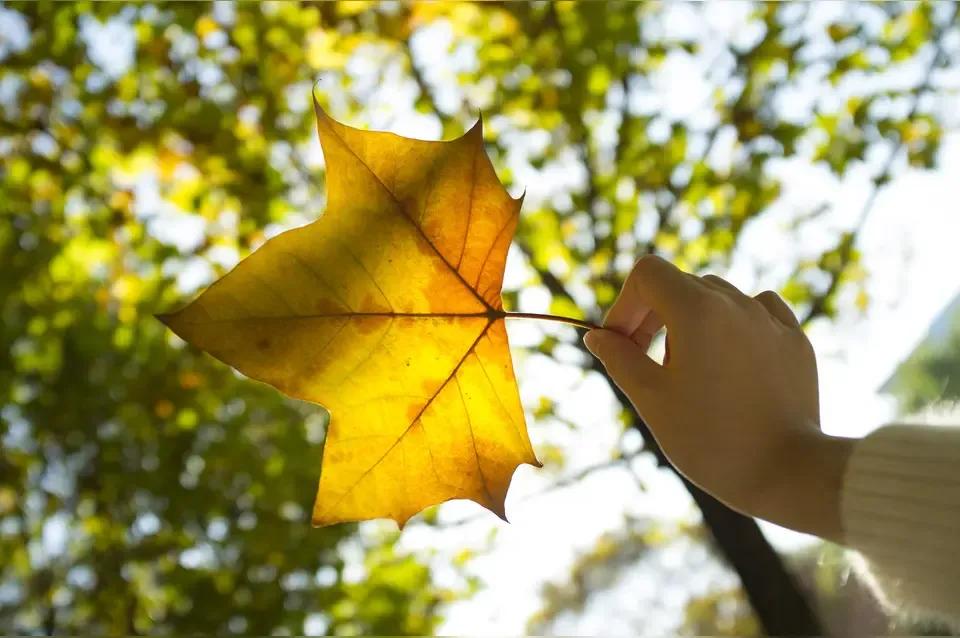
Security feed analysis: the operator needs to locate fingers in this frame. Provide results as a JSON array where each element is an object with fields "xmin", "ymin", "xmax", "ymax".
[
  {"xmin": 754, "ymin": 290, "xmax": 800, "ymax": 328},
  {"xmin": 702, "ymin": 274, "xmax": 741, "ymax": 294},
  {"xmin": 603, "ymin": 255, "xmax": 699, "ymax": 336},
  {"xmin": 701, "ymin": 274, "xmax": 800, "ymax": 329},
  {"xmin": 629, "ymin": 308, "xmax": 664, "ymax": 352},
  {"xmin": 584, "ymin": 329, "xmax": 664, "ymax": 398}
]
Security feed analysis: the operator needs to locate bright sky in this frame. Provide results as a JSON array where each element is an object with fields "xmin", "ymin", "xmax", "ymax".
[{"xmin": 18, "ymin": 2, "xmax": 960, "ymax": 634}]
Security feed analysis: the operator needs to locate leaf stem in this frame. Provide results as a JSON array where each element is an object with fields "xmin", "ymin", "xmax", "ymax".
[{"xmin": 502, "ymin": 311, "xmax": 600, "ymax": 331}]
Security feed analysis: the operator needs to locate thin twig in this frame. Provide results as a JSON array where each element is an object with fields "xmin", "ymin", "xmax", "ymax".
[{"xmin": 504, "ymin": 311, "xmax": 600, "ymax": 331}]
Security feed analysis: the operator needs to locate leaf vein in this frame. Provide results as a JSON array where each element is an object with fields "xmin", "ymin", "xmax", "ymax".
[
  {"xmin": 473, "ymin": 212, "xmax": 515, "ymax": 291},
  {"xmin": 279, "ymin": 250, "xmax": 353, "ymax": 312},
  {"xmin": 474, "ymin": 332, "xmax": 527, "ymax": 450},
  {"xmin": 456, "ymin": 146, "xmax": 478, "ymax": 270},
  {"xmin": 333, "ymin": 238, "xmax": 393, "ymax": 312},
  {"xmin": 330, "ymin": 315, "xmax": 395, "ymax": 390},
  {"xmin": 455, "ymin": 373, "xmax": 494, "ymax": 506},
  {"xmin": 248, "ymin": 270, "xmax": 297, "ymax": 314},
  {"xmin": 317, "ymin": 320, "xmax": 493, "ymax": 518},
  {"xmin": 320, "ymin": 119, "xmax": 489, "ymax": 309},
  {"xmin": 171, "ymin": 311, "xmax": 495, "ymax": 325}
]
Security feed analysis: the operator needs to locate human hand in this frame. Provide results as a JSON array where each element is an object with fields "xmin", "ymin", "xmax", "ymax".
[{"xmin": 584, "ymin": 256, "xmax": 854, "ymax": 541}]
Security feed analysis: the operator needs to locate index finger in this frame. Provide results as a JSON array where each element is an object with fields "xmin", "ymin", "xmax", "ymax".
[{"xmin": 603, "ymin": 255, "xmax": 699, "ymax": 336}]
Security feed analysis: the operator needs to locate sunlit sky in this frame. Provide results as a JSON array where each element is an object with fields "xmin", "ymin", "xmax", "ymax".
[{"xmin": 17, "ymin": 1, "xmax": 960, "ymax": 634}]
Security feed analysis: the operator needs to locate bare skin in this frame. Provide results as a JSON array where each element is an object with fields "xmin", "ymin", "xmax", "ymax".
[{"xmin": 584, "ymin": 255, "xmax": 855, "ymax": 543}]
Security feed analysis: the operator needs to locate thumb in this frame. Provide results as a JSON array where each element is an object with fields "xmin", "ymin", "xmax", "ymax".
[{"xmin": 583, "ymin": 329, "xmax": 664, "ymax": 399}]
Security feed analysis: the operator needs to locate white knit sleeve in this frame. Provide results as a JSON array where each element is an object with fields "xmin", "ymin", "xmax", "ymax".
[{"xmin": 841, "ymin": 424, "xmax": 960, "ymax": 625}]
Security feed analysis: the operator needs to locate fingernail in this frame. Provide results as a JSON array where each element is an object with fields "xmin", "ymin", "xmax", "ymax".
[{"xmin": 583, "ymin": 330, "xmax": 601, "ymax": 357}]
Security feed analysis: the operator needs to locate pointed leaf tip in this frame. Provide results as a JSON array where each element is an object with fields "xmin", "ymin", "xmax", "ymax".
[
  {"xmin": 489, "ymin": 499, "xmax": 509, "ymax": 523},
  {"xmin": 312, "ymin": 93, "xmax": 327, "ymax": 119},
  {"xmin": 155, "ymin": 311, "xmax": 181, "ymax": 330},
  {"xmin": 462, "ymin": 114, "xmax": 483, "ymax": 143}
]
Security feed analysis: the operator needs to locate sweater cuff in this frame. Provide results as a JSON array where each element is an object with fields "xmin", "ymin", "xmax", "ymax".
[{"xmin": 841, "ymin": 424, "xmax": 960, "ymax": 625}]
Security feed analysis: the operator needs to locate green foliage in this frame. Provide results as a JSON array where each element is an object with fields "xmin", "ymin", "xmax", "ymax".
[
  {"xmin": 1, "ymin": 0, "xmax": 954, "ymax": 634},
  {"xmin": 885, "ymin": 301, "xmax": 960, "ymax": 415}
]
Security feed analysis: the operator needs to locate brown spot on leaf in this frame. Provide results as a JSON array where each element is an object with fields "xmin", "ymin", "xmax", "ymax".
[
  {"xmin": 357, "ymin": 293, "xmax": 389, "ymax": 314},
  {"xmin": 411, "ymin": 231, "xmax": 438, "ymax": 259},
  {"xmin": 406, "ymin": 401, "xmax": 423, "ymax": 423},
  {"xmin": 420, "ymin": 377, "xmax": 442, "ymax": 397},
  {"xmin": 353, "ymin": 315, "xmax": 384, "ymax": 336}
]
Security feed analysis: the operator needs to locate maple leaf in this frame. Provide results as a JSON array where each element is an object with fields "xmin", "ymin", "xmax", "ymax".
[{"xmin": 159, "ymin": 99, "xmax": 543, "ymax": 527}]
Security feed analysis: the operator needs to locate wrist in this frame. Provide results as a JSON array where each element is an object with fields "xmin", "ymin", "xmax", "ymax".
[{"xmin": 746, "ymin": 429, "xmax": 855, "ymax": 543}]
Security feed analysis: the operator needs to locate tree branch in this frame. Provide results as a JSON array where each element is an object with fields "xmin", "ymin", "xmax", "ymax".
[
  {"xmin": 800, "ymin": 8, "xmax": 954, "ymax": 326},
  {"xmin": 402, "ymin": 35, "xmax": 442, "ymax": 118}
]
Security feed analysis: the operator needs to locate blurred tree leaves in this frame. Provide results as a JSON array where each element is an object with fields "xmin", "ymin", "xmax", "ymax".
[
  {"xmin": 884, "ymin": 297, "xmax": 960, "ymax": 416},
  {"xmin": 527, "ymin": 518, "xmax": 760, "ymax": 636},
  {"xmin": 1, "ymin": 1, "xmax": 451, "ymax": 634},
  {"xmin": 1, "ymin": 0, "xmax": 956, "ymax": 634}
]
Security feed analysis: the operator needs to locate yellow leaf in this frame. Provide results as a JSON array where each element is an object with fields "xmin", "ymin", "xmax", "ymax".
[{"xmin": 160, "ymin": 99, "xmax": 540, "ymax": 527}]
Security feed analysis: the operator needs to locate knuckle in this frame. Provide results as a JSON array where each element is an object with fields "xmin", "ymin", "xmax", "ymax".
[
  {"xmin": 632, "ymin": 254, "xmax": 661, "ymax": 276},
  {"xmin": 702, "ymin": 274, "xmax": 724, "ymax": 291},
  {"xmin": 627, "ymin": 255, "xmax": 662, "ymax": 290},
  {"xmin": 636, "ymin": 254, "xmax": 664, "ymax": 268},
  {"xmin": 753, "ymin": 290, "xmax": 781, "ymax": 314},
  {"xmin": 694, "ymin": 288, "xmax": 725, "ymax": 314}
]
